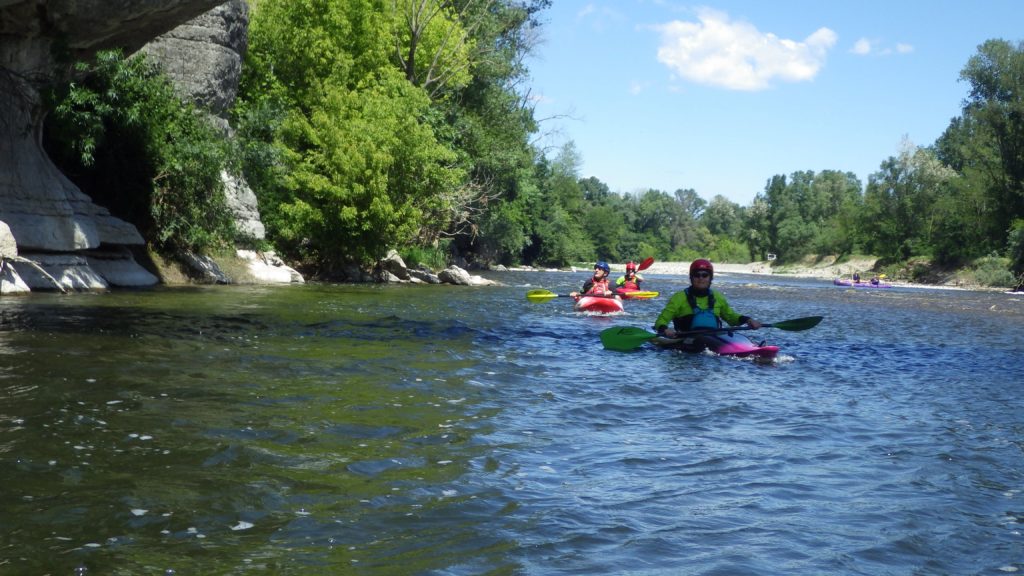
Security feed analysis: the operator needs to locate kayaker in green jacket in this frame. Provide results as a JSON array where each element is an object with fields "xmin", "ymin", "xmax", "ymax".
[
  {"xmin": 615, "ymin": 261, "xmax": 644, "ymax": 292},
  {"xmin": 653, "ymin": 258, "xmax": 762, "ymax": 338}
]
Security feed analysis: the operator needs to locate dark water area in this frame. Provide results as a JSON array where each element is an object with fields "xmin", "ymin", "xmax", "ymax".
[{"xmin": 1, "ymin": 271, "xmax": 1023, "ymax": 575}]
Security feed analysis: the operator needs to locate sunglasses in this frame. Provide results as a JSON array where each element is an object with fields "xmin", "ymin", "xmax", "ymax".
[{"xmin": 693, "ymin": 271, "xmax": 712, "ymax": 279}]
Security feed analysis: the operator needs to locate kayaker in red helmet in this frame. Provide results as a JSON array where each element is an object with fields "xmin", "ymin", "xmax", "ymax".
[
  {"xmin": 653, "ymin": 258, "xmax": 761, "ymax": 338},
  {"xmin": 570, "ymin": 261, "xmax": 616, "ymax": 299},
  {"xmin": 615, "ymin": 261, "xmax": 644, "ymax": 292}
]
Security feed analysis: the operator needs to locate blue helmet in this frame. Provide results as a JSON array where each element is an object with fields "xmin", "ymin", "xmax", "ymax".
[{"xmin": 594, "ymin": 261, "xmax": 610, "ymax": 274}]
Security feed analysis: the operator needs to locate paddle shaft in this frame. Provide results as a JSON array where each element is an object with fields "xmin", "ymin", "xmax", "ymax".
[
  {"xmin": 665, "ymin": 316, "xmax": 820, "ymax": 338},
  {"xmin": 599, "ymin": 316, "xmax": 822, "ymax": 351}
]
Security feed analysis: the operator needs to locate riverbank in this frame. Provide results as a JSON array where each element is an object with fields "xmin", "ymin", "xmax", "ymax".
[
  {"xmin": 639, "ymin": 257, "xmax": 1005, "ymax": 292},
  {"xmin": 633, "ymin": 256, "xmax": 879, "ymax": 280}
]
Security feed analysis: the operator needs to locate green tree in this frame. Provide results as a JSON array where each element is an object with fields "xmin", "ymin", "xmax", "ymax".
[
  {"xmin": 807, "ymin": 170, "xmax": 863, "ymax": 255},
  {"xmin": 45, "ymin": 50, "xmax": 234, "ymax": 254},
  {"xmin": 584, "ymin": 204, "xmax": 624, "ymax": 262},
  {"xmin": 935, "ymin": 39, "xmax": 1024, "ymax": 266},
  {"xmin": 958, "ymin": 39, "xmax": 1024, "ymax": 245},
  {"xmin": 1008, "ymin": 219, "xmax": 1024, "ymax": 278},
  {"xmin": 239, "ymin": 0, "xmax": 464, "ymax": 271},
  {"xmin": 436, "ymin": 0, "xmax": 550, "ymax": 265},
  {"xmin": 534, "ymin": 205, "xmax": 591, "ymax": 266},
  {"xmin": 862, "ymin": 140, "xmax": 957, "ymax": 262},
  {"xmin": 392, "ymin": 0, "xmax": 475, "ymax": 99},
  {"xmin": 701, "ymin": 195, "xmax": 743, "ymax": 238},
  {"xmin": 744, "ymin": 196, "xmax": 771, "ymax": 260}
]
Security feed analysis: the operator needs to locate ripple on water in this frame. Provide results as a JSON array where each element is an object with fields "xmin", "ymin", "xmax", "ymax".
[{"xmin": 2, "ymin": 280, "xmax": 1024, "ymax": 574}]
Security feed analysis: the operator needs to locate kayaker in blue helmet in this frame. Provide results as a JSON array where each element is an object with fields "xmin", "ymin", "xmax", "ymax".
[
  {"xmin": 653, "ymin": 258, "xmax": 761, "ymax": 338},
  {"xmin": 570, "ymin": 261, "xmax": 616, "ymax": 299}
]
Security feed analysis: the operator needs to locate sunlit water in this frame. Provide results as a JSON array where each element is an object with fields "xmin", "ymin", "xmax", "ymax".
[{"xmin": 1, "ymin": 271, "xmax": 1023, "ymax": 575}]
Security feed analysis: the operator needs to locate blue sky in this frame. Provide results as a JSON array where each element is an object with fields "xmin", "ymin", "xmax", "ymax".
[{"xmin": 526, "ymin": 1, "xmax": 1024, "ymax": 206}]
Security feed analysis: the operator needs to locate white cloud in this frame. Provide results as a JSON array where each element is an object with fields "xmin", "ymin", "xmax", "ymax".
[
  {"xmin": 577, "ymin": 4, "xmax": 596, "ymax": 19},
  {"xmin": 851, "ymin": 37, "xmax": 914, "ymax": 56},
  {"xmin": 576, "ymin": 3, "xmax": 625, "ymax": 31},
  {"xmin": 655, "ymin": 8, "xmax": 836, "ymax": 91},
  {"xmin": 629, "ymin": 80, "xmax": 649, "ymax": 95},
  {"xmin": 851, "ymin": 38, "xmax": 873, "ymax": 55}
]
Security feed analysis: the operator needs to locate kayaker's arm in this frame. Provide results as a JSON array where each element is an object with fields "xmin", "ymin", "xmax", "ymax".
[{"xmin": 653, "ymin": 292, "xmax": 691, "ymax": 337}]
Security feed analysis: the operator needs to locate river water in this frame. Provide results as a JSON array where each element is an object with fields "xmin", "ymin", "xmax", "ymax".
[{"xmin": 2, "ymin": 270, "xmax": 1023, "ymax": 575}]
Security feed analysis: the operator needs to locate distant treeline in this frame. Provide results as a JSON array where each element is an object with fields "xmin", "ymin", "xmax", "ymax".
[{"xmin": 42, "ymin": 2, "xmax": 1024, "ymax": 285}]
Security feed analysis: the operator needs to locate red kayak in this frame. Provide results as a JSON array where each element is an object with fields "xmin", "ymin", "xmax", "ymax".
[{"xmin": 574, "ymin": 296, "xmax": 624, "ymax": 314}]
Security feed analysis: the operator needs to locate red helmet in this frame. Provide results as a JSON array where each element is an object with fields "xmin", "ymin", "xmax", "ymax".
[
  {"xmin": 689, "ymin": 258, "xmax": 714, "ymax": 277},
  {"xmin": 625, "ymin": 261, "xmax": 637, "ymax": 272}
]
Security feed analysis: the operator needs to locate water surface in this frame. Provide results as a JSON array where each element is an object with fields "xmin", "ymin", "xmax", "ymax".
[{"xmin": 1, "ymin": 272, "xmax": 1023, "ymax": 574}]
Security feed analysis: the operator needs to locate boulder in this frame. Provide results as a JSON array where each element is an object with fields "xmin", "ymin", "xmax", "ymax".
[
  {"xmin": 438, "ymin": 265, "xmax": 496, "ymax": 286},
  {"xmin": 236, "ymin": 250, "xmax": 304, "ymax": 284},
  {"xmin": 10, "ymin": 254, "xmax": 108, "ymax": 291},
  {"xmin": 85, "ymin": 248, "xmax": 160, "ymax": 287},
  {"xmin": 181, "ymin": 252, "xmax": 230, "ymax": 284},
  {"xmin": 379, "ymin": 250, "xmax": 411, "ymax": 281},
  {"xmin": 408, "ymin": 268, "xmax": 442, "ymax": 284}
]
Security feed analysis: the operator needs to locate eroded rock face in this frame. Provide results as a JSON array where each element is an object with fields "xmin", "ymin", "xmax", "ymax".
[
  {"xmin": 140, "ymin": 0, "xmax": 248, "ymax": 129},
  {"xmin": 142, "ymin": 0, "xmax": 275, "ymax": 254},
  {"xmin": 0, "ymin": 0, "xmax": 235, "ymax": 290}
]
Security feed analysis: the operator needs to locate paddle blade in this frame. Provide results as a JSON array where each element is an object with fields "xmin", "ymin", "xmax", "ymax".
[
  {"xmin": 526, "ymin": 289, "xmax": 559, "ymax": 302},
  {"xmin": 637, "ymin": 257, "xmax": 655, "ymax": 271},
  {"xmin": 600, "ymin": 326, "xmax": 658, "ymax": 351},
  {"xmin": 770, "ymin": 316, "xmax": 823, "ymax": 331}
]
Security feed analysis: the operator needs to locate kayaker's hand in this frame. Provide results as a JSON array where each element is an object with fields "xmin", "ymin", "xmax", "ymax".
[
  {"xmin": 570, "ymin": 291, "xmax": 579, "ymax": 298},
  {"xmin": 747, "ymin": 319, "xmax": 762, "ymax": 329},
  {"xmin": 663, "ymin": 328, "xmax": 677, "ymax": 338}
]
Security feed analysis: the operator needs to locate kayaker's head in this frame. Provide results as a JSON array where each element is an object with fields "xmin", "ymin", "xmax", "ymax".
[
  {"xmin": 594, "ymin": 261, "xmax": 610, "ymax": 278},
  {"xmin": 689, "ymin": 258, "xmax": 713, "ymax": 287},
  {"xmin": 625, "ymin": 261, "xmax": 637, "ymax": 277}
]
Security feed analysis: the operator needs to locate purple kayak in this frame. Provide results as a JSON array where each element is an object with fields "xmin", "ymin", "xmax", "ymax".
[{"xmin": 833, "ymin": 278, "xmax": 892, "ymax": 288}]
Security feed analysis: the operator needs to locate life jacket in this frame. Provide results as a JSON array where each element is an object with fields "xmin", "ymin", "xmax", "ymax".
[
  {"xmin": 620, "ymin": 275, "xmax": 640, "ymax": 291},
  {"xmin": 585, "ymin": 277, "xmax": 611, "ymax": 295},
  {"xmin": 685, "ymin": 287, "xmax": 720, "ymax": 329}
]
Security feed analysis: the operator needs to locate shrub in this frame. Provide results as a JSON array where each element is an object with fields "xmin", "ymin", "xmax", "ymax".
[
  {"xmin": 970, "ymin": 256, "xmax": 1015, "ymax": 287},
  {"xmin": 45, "ymin": 50, "xmax": 235, "ymax": 254},
  {"xmin": 400, "ymin": 241, "xmax": 451, "ymax": 271}
]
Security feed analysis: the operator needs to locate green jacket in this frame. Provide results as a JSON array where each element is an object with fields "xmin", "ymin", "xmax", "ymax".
[{"xmin": 653, "ymin": 288, "xmax": 748, "ymax": 332}]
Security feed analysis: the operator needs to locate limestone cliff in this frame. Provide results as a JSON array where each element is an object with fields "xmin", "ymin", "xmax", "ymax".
[{"xmin": 0, "ymin": 0, "xmax": 225, "ymax": 292}]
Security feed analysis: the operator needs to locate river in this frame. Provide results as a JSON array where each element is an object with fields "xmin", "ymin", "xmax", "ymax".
[{"xmin": 1, "ymin": 270, "xmax": 1023, "ymax": 575}]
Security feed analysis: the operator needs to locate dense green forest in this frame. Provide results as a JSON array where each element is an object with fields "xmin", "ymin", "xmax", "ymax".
[{"xmin": 43, "ymin": 1, "xmax": 1024, "ymax": 287}]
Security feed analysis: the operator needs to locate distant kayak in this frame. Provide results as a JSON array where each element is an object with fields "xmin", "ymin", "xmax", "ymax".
[
  {"xmin": 651, "ymin": 331, "xmax": 779, "ymax": 359},
  {"xmin": 833, "ymin": 278, "xmax": 892, "ymax": 288},
  {"xmin": 616, "ymin": 289, "xmax": 659, "ymax": 300},
  {"xmin": 574, "ymin": 296, "xmax": 624, "ymax": 314}
]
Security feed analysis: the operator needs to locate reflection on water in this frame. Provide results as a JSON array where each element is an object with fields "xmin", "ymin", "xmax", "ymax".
[{"xmin": 1, "ymin": 276, "xmax": 1023, "ymax": 574}]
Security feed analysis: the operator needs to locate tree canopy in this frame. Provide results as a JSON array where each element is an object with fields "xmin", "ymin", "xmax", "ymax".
[{"xmin": 43, "ymin": 5, "xmax": 1024, "ymax": 287}]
